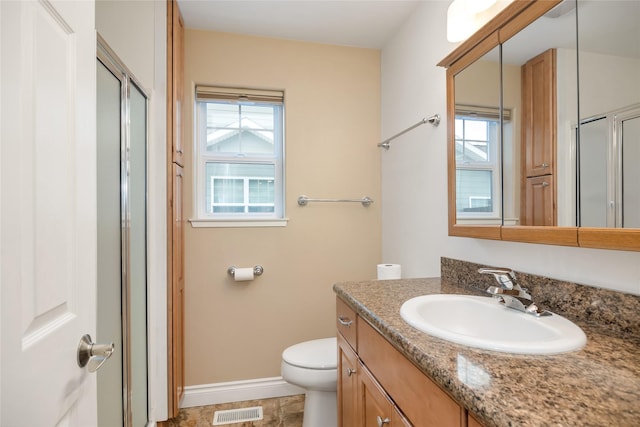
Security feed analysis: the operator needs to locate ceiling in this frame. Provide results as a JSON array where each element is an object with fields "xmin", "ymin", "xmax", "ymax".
[{"xmin": 176, "ymin": 0, "xmax": 423, "ymax": 49}]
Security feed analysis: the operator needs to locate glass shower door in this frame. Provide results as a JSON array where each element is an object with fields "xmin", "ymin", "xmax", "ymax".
[{"xmin": 97, "ymin": 43, "xmax": 149, "ymax": 427}]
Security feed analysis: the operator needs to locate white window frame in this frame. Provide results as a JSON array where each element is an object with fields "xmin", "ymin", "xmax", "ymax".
[{"xmin": 190, "ymin": 86, "xmax": 287, "ymax": 227}]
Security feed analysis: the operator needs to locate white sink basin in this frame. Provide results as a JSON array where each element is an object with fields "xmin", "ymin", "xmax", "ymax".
[{"xmin": 400, "ymin": 294, "xmax": 586, "ymax": 355}]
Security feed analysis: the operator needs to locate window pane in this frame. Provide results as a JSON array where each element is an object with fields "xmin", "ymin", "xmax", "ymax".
[
  {"xmin": 464, "ymin": 120, "xmax": 487, "ymax": 141},
  {"xmin": 456, "ymin": 169, "xmax": 493, "ymax": 213},
  {"xmin": 214, "ymin": 206, "xmax": 246, "ymax": 213},
  {"xmin": 455, "ymin": 117, "xmax": 497, "ymax": 164},
  {"xmin": 248, "ymin": 179, "xmax": 274, "ymax": 203},
  {"xmin": 206, "ymin": 162, "xmax": 275, "ymax": 214},
  {"xmin": 207, "ymin": 103, "xmax": 238, "ymax": 128},
  {"xmin": 205, "ymin": 102, "xmax": 277, "ymax": 155},
  {"xmin": 242, "ymin": 105, "xmax": 275, "ymax": 130},
  {"xmin": 213, "ymin": 178, "xmax": 244, "ymax": 204}
]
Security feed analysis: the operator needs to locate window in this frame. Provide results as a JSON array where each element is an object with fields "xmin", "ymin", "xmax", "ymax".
[
  {"xmin": 455, "ymin": 105, "xmax": 504, "ymax": 220},
  {"xmin": 194, "ymin": 86, "xmax": 285, "ymax": 225}
]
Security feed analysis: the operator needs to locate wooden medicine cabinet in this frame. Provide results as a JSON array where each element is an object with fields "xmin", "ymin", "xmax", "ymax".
[{"xmin": 438, "ymin": 0, "xmax": 640, "ymax": 251}]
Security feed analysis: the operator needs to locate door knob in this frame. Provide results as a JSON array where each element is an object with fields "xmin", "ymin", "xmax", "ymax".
[{"xmin": 77, "ymin": 334, "xmax": 114, "ymax": 373}]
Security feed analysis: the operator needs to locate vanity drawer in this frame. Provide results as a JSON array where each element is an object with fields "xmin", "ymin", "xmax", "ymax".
[
  {"xmin": 358, "ymin": 319, "xmax": 463, "ymax": 427},
  {"xmin": 336, "ymin": 297, "xmax": 357, "ymax": 350}
]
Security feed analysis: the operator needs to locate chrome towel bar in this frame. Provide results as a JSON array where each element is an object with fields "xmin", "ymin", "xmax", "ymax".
[
  {"xmin": 378, "ymin": 114, "xmax": 440, "ymax": 150},
  {"xmin": 297, "ymin": 195, "xmax": 373, "ymax": 207}
]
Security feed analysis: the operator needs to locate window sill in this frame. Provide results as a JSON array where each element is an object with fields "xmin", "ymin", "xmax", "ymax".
[
  {"xmin": 455, "ymin": 218, "xmax": 502, "ymax": 225},
  {"xmin": 188, "ymin": 218, "xmax": 289, "ymax": 228}
]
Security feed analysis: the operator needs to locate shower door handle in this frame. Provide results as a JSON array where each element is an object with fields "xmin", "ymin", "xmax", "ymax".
[{"xmin": 77, "ymin": 334, "xmax": 115, "ymax": 373}]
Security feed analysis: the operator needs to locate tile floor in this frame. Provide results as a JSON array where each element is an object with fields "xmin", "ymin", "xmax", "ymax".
[{"xmin": 172, "ymin": 395, "xmax": 305, "ymax": 427}]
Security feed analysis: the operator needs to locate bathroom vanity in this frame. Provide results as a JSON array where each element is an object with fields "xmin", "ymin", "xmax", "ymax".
[
  {"xmin": 334, "ymin": 262, "xmax": 640, "ymax": 427},
  {"xmin": 337, "ymin": 297, "xmax": 470, "ymax": 427}
]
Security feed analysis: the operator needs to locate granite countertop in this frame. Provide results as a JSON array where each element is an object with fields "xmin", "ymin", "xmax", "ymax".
[{"xmin": 333, "ymin": 277, "xmax": 640, "ymax": 427}]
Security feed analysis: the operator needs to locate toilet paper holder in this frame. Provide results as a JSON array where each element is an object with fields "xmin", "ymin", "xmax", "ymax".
[{"xmin": 227, "ymin": 265, "xmax": 264, "ymax": 278}]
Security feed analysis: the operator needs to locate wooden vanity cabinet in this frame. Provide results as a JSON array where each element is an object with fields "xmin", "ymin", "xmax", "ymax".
[{"xmin": 336, "ymin": 297, "xmax": 475, "ymax": 427}]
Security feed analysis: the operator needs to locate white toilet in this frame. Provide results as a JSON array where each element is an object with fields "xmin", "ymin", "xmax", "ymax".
[{"xmin": 281, "ymin": 337, "xmax": 337, "ymax": 427}]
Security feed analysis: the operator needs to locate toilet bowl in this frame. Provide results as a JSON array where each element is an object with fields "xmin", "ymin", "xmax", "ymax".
[{"xmin": 281, "ymin": 337, "xmax": 337, "ymax": 427}]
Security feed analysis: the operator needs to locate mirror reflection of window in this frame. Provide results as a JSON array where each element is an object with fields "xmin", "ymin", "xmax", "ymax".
[
  {"xmin": 453, "ymin": 45, "xmax": 501, "ymax": 225},
  {"xmin": 455, "ymin": 106, "xmax": 503, "ymax": 221}
]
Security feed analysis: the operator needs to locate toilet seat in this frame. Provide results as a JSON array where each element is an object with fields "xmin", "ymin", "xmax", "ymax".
[{"xmin": 282, "ymin": 337, "xmax": 337, "ymax": 370}]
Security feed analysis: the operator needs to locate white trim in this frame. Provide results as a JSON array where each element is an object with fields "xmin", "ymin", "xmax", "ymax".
[
  {"xmin": 147, "ymin": 0, "xmax": 168, "ymax": 422},
  {"xmin": 189, "ymin": 218, "xmax": 289, "ymax": 228},
  {"xmin": 180, "ymin": 377, "xmax": 305, "ymax": 409}
]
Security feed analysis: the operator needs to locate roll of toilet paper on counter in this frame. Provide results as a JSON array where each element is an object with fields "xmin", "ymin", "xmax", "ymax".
[
  {"xmin": 377, "ymin": 264, "xmax": 402, "ymax": 280},
  {"xmin": 232, "ymin": 267, "xmax": 255, "ymax": 282}
]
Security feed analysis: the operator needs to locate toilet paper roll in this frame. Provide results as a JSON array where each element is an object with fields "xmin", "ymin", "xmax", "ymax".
[
  {"xmin": 233, "ymin": 267, "xmax": 255, "ymax": 282},
  {"xmin": 377, "ymin": 264, "xmax": 402, "ymax": 280}
]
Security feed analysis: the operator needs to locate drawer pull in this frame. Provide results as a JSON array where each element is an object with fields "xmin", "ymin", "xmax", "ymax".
[
  {"xmin": 338, "ymin": 316, "xmax": 353, "ymax": 327},
  {"xmin": 535, "ymin": 163, "xmax": 549, "ymax": 169},
  {"xmin": 346, "ymin": 367, "xmax": 356, "ymax": 377},
  {"xmin": 377, "ymin": 416, "xmax": 390, "ymax": 426}
]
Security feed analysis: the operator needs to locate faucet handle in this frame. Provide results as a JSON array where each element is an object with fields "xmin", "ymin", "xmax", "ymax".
[
  {"xmin": 478, "ymin": 267, "xmax": 517, "ymax": 289},
  {"xmin": 486, "ymin": 285, "xmax": 532, "ymax": 300},
  {"xmin": 478, "ymin": 267, "xmax": 515, "ymax": 278}
]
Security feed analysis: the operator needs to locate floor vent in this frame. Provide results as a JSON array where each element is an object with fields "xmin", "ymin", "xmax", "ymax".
[{"xmin": 212, "ymin": 406, "xmax": 264, "ymax": 425}]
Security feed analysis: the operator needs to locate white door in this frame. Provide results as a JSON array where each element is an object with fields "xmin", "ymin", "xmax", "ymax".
[{"xmin": 1, "ymin": 0, "xmax": 99, "ymax": 425}]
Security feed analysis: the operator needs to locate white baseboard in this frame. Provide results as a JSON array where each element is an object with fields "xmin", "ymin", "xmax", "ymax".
[{"xmin": 180, "ymin": 377, "xmax": 305, "ymax": 409}]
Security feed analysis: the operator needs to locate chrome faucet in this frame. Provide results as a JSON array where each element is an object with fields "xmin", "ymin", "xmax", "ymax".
[{"xmin": 478, "ymin": 267, "xmax": 550, "ymax": 316}]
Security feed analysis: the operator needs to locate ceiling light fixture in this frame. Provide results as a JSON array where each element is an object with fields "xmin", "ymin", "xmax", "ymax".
[{"xmin": 447, "ymin": 0, "xmax": 500, "ymax": 43}]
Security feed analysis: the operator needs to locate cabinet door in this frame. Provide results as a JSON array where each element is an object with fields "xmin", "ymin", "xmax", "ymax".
[
  {"xmin": 523, "ymin": 175, "xmax": 555, "ymax": 226},
  {"xmin": 468, "ymin": 413, "xmax": 484, "ymax": 427},
  {"xmin": 360, "ymin": 363, "xmax": 411, "ymax": 427},
  {"xmin": 358, "ymin": 320, "xmax": 461, "ymax": 427},
  {"xmin": 522, "ymin": 48, "xmax": 556, "ymax": 178},
  {"xmin": 169, "ymin": 0, "xmax": 185, "ymax": 166},
  {"xmin": 338, "ymin": 334, "xmax": 359, "ymax": 427},
  {"xmin": 168, "ymin": 163, "xmax": 185, "ymax": 415}
]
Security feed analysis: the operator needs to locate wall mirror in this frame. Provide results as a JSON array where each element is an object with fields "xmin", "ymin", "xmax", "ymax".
[
  {"xmin": 576, "ymin": 0, "xmax": 640, "ymax": 229},
  {"xmin": 439, "ymin": 0, "xmax": 640, "ymax": 251},
  {"xmin": 453, "ymin": 45, "xmax": 501, "ymax": 227},
  {"xmin": 500, "ymin": 0, "xmax": 578, "ymax": 228}
]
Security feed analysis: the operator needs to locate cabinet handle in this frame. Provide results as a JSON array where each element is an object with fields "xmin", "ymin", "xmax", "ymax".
[
  {"xmin": 541, "ymin": 181, "xmax": 549, "ymax": 187},
  {"xmin": 535, "ymin": 163, "xmax": 549, "ymax": 169},
  {"xmin": 338, "ymin": 316, "xmax": 353, "ymax": 327},
  {"xmin": 377, "ymin": 416, "xmax": 390, "ymax": 426},
  {"xmin": 346, "ymin": 367, "xmax": 356, "ymax": 377}
]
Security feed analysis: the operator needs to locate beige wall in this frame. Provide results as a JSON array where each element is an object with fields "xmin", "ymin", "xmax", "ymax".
[{"xmin": 183, "ymin": 30, "xmax": 382, "ymax": 385}]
